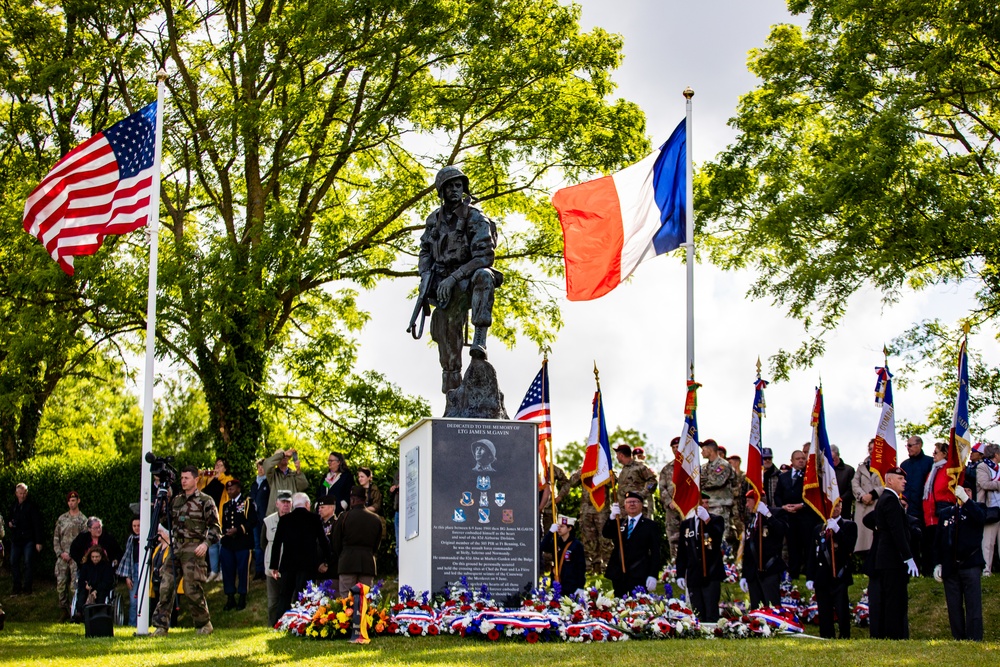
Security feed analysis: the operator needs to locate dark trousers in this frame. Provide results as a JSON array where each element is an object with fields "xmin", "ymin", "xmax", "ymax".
[
  {"xmin": 253, "ymin": 525, "xmax": 265, "ymax": 576},
  {"xmin": 10, "ymin": 542, "xmax": 35, "ymax": 593},
  {"xmin": 276, "ymin": 570, "xmax": 310, "ymax": 619},
  {"xmin": 867, "ymin": 573, "xmax": 883, "ymax": 638},
  {"xmin": 220, "ymin": 546, "xmax": 250, "ymax": 595},
  {"xmin": 920, "ymin": 525, "xmax": 937, "ymax": 576},
  {"xmin": 748, "ymin": 572, "xmax": 781, "ymax": 610},
  {"xmin": 815, "ymin": 580, "xmax": 851, "ymax": 638},
  {"xmin": 878, "ymin": 568, "xmax": 909, "ymax": 639},
  {"xmin": 689, "ymin": 580, "xmax": 721, "ymax": 622},
  {"xmin": 943, "ymin": 567, "xmax": 983, "ymax": 641},
  {"xmin": 786, "ymin": 521, "xmax": 811, "ymax": 579}
]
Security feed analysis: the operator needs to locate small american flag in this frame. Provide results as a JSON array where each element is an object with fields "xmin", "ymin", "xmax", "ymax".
[
  {"xmin": 515, "ymin": 361, "xmax": 551, "ymax": 482},
  {"xmin": 23, "ymin": 101, "xmax": 158, "ymax": 275}
]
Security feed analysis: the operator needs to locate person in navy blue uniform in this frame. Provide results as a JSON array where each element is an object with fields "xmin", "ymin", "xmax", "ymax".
[
  {"xmin": 935, "ymin": 485, "xmax": 985, "ymax": 641},
  {"xmin": 220, "ymin": 479, "xmax": 258, "ymax": 611},
  {"xmin": 603, "ymin": 491, "xmax": 660, "ymax": 598},
  {"xmin": 900, "ymin": 435, "xmax": 934, "ymax": 573},
  {"xmin": 806, "ymin": 502, "xmax": 857, "ymax": 638},
  {"xmin": 740, "ymin": 490, "xmax": 787, "ymax": 609},
  {"xmin": 676, "ymin": 492, "xmax": 724, "ymax": 621},
  {"xmin": 874, "ymin": 466, "xmax": 920, "ymax": 639},
  {"xmin": 541, "ymin": 514, "xmax": 586, "ymax": 594}
]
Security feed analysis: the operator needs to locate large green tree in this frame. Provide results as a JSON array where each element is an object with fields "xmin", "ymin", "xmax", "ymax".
[
  {"xmin": 0, "ymin": 0, "xmax": 156, "ymax": 466},
  {"xmin": 698, "ymin": 1, "xmax": 1000, "ymax": 388},
  {"xmin": 141, "ymin": 0, "xmax": 646, "ymax": 477},
  {"xmin": 2, "ymin": 0, "xmax": 647, "ymax": 476}
]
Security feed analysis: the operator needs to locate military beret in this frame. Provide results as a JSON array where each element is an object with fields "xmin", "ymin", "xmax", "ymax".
[
  {"xmin": 624, "ymin": 491, "xmax": 643, "ymax": 501},
  {"xmin": 885, "ymin": 466, "xmax": 906, "ymax": 477}
]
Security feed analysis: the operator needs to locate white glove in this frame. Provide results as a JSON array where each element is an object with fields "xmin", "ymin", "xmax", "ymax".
[
  {"xmin": 549, "ymin": 523, "xmax": 559, "ymax": 533},
  {"xmin": 905, "ymin": 558, "xmax": 919, "ymax": 577},
  {"xmin": 826, "ymin": 518, "xmax": 840, "ymax": 533},
  {"xmin": 340, "ymin": 500, "xmax": 348, "ymax": 510},
  {"xmin": 805, "ymin": 580, "xmax": 814, "ymax": 591},
  {"xmin": 956, "ymin": 486, "xmax": 969, "ymax": 504},
  {"xmin": 756, "ymin": 502, "xmax": 771, "ymax": 517},
  {"xmin": 609, "ymin": 503, "xmax": 621, "ymax": 519},
  {"xmin": 645, "ymin": 576, "xmax": 657, "ymax": 592},
  {"xmin": 696, "ymin": 506, "xmax": 710, "ymax": 522},
  {"xmin": 677, "ymin": 577, "xmax": 686, "ymax": 590},
  {"xmin": 933, "ymin": 564, "xmax": 943, "ymax": 582},
  {"xmin": 739, "ymin": 578, "xmax": 748, "ymax": 592}
]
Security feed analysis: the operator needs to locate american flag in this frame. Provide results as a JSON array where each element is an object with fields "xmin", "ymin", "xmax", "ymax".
[
  {"xmin": 23, "ymin": 101, "xmax": 158, "ymax": 275},
  {"xmin": 515, "ymin": 361, "xmax": 551, "ymax": 483}
]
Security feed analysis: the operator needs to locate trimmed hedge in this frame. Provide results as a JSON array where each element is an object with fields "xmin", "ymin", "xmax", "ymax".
[{"xmin": 0, "ymin": 451, "xmax": 213, "ymax": 577}]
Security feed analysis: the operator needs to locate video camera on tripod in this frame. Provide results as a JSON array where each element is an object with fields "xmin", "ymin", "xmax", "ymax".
[{"xmin": 145, "ymin": 452, "xmax": 177, "ymax": 489}]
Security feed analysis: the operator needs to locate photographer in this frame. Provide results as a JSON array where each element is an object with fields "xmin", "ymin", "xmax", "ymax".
[
  {"xmin": 198, "ymin": 458, "xmax": 233, "ymax": 582},
  {"xmin": 263, "ymin": 448, "xmax": 308, "ymax": 516}
]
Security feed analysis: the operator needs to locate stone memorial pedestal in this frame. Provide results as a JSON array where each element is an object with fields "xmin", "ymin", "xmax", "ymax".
[{"xmin": 397, "ymin": 418, "xmax": 538, "ymax": 602}]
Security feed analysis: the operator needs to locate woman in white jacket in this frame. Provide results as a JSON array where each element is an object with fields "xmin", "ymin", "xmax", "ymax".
[{"xmin": 852, "ymin": 439, "xmax": 884, "ymax": 555}]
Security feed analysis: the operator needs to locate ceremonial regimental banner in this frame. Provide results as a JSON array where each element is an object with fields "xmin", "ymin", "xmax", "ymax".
[{"xmin": 397, "ymin": 418, "xmax": 538, "ymax": 602}]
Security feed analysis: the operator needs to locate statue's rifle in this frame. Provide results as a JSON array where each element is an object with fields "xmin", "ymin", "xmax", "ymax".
[{"xmin": 406, "ymin": 273, "xmax": 431, "ymax": 340}]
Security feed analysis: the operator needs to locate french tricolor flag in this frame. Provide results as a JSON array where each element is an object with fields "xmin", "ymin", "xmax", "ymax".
[{"xmin": 552, "ymin": 120, "xmax": 686, "ymax": 301}]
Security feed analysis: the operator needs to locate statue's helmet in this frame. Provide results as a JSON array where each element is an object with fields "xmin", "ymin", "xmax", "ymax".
[{"xmin": 434, "ymin": 165, "xmax": 470, "ymax": 197}]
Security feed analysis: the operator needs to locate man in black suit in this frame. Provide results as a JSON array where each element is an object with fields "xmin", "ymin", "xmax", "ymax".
[
  {"xmin": 676, "ymin": 493, "xmax": 724, "ymax": 621},
  {"xmin": 740, "ymin": 491, "xmax": 787, "ymax": 609},
  {"xmin": 602, "ymin": 491, "xmax": 660, "ymax": 598},
  {"xmin": 874, "ymin": 466, "xmax": 919, "ymax": 639},
  {"xmin": 270, "ymin": 492, "xmax": 330, "ymax": 618},
  {"xmin": 935, "ymin": 485, "xmax": 985, "ymax": 641},
  {"xmin": 806, "ymin": 502, "xmax": 857, "ymax": 638},
  {"xmin": 331, "ymin": 486, "xmax": 383, "ymax": 597},
  {"xmin": 774, "ymin": 449, "xmax": 817, "ymax": 578}
]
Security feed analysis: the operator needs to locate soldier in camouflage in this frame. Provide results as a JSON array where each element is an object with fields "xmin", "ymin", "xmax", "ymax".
[
  {"xmin": 152, "ymin": 465, "xmax": 220, "ymax": 636},
  {"xmin": 557, "ymin": 470, "xmax": 613, "ymax": 575},
  {"xmin": 658, "ymin": 437, "xmax": 683, "ymax": 561},
  {"xmin": 53, "ymin": 491, "xmax": 88, "ymax": 622},
  {"xmin": 614, "ymin": 444, "xmax": 658, "ymax": 518},
  {"xmin": 699, "ymin": 439, "xmax": 735, "ymax": 551}
]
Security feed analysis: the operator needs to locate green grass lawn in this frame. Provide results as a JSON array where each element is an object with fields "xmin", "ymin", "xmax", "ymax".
[{"xmin": 3, "ymin": 572, "xmax": 1000, "ymax": 666}]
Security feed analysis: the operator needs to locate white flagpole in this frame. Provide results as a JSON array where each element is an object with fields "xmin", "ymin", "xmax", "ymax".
[
  {"xmin": 136, "ymin": 69, "xmax": 167, "ymax": 636},
  {"xmin": 683, "ymin": 87, "xmax": 695, "ymax": 382}
]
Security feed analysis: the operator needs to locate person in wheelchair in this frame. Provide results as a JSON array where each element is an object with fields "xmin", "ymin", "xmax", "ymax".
[{"xmin": 73, "ymin": 546, "xmax": 116, "ymax": 622}]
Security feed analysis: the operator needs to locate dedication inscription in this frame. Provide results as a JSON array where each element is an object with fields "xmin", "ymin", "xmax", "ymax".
[{"xmin": 431, "ymin": 419, "xmax": 537, "ymax": 599}]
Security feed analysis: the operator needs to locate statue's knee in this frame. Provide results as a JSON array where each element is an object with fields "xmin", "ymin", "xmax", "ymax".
[{"xmin": 472, "ymin": 269, "xmax": 494, "ymax": 291}]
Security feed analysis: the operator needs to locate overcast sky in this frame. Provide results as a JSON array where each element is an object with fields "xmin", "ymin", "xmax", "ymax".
[{"xmin": 352, "ymin": 0, "xmax": 998, "ymax": 472}]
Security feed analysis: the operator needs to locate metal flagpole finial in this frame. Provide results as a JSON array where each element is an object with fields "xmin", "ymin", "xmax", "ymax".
[
  {"xmin": 683, "ymin": 86, "xmax": 694, "ymax": 99},
  {"xmin": 593, "ymin": 361, "xmax": 601, "ymax": 389},
  {"xmin": 883, "ymin": 344, "xmax": 889, "ymax": 361},
  {"xmin": 156, "ymin": 69, "xmax": 167, "ymax": 82},
  {"xmin": 755, "ymin": 356, "xmax": 762, "ymax": 378},
  {"xmin": 962, "ymin": 321, "xmax": 971, "ymax": 335}
]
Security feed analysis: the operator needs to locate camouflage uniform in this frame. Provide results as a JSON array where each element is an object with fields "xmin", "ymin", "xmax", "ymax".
[
  {"xmin": 153, "ymin": 490, "xmax": 220, "ymax": 632},
  {"xmin": 53, "ymin": 511, "xmax": 88, "ymax": 614},
  {"xmin": 658, "ymin": 461, "xmax": 681, "ymax": 561},
  {"xmin": 700, "ymin": 456, "xmax": 735, "ymax": 549},
  {"xmin": 560, "ymin": 470, "xmax": 613, "ymax": 575},
  {"xmin": 616, "ymin": 460, "xmax": 658, "ymax": 518}
]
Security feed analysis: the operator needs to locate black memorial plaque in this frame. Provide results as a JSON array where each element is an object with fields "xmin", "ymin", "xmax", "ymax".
[{"xmin": 431, "ymin": 419, "xmax": 537, "ymax": 600}]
